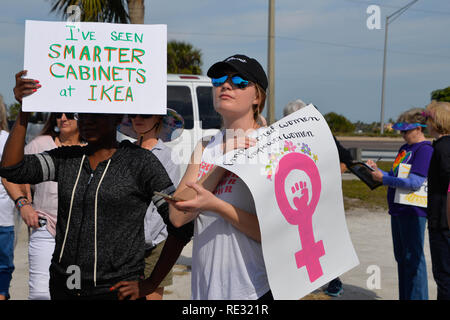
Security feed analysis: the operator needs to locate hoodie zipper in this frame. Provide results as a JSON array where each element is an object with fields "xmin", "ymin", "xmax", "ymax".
[{"xmin": 87, "ymin": 172, "xmax": 94, "ymax": 185}]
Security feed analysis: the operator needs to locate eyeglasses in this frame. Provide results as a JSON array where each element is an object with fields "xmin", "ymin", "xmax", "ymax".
[
  {"xmin": 211, "ymin": 75, "xmax": 251, "ymax": 89},
  {"xmin": 55, "ymin": 113, "xmax": 75, "ymax": 120},
  {"xmin": 128, "ymin": 114, "xmax": 153, "ymax": 119}
]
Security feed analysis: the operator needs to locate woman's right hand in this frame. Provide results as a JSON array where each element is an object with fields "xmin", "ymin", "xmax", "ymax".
[
  {"xmin": 366, "ymin": 159, "xmax": 378, "ymax": 171},
  {"xmin": 13, "ymin": 70, "xmax": 41, "ymax": 104},
  {"xmin": 20, "ymin": 205, "xmax": 40, "ymax": 229},
  {"xmin": 222, "ymin": 135, "xmax": 257, "ymax": 154},
  {"xmin": 366, "ymin": 159, "xmax": 384, "ymax": 182}
]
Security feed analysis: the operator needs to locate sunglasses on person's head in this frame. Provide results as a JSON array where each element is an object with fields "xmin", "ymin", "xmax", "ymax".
[
  {"xmin": 55, "ymin": 113, "xmax": 75, "ymax": 120},
  {"xmin": 211, "ymin": 75, "xmax": 251, "ymax": 89},
  {"xmin": 128, "ymin": 114, "xmax": 153, "ymax": 119}
]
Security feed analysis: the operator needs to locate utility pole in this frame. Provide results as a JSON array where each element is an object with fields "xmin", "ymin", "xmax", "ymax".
[
  {"xmin": 267, "ymin": 0, "xmax": 275, "ymax": 124},
  {"xmin": 380, "ymin": 0, "xmax": 419, "ymax": 134}
]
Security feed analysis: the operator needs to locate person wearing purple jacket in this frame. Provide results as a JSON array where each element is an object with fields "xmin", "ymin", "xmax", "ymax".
[{"xmin": 367, "ymin": 108, "xmax": 433, "ymax": 300}]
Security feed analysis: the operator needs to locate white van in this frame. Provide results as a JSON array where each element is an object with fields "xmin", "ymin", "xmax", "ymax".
[{"xmin": 117, "ymin": 74, "xmax": 222, "ymax": 175}]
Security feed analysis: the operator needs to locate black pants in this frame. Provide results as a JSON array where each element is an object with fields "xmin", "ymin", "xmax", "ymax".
[
  {"xmin": 49, "ymin": 271, "xmax": 119, "ymax": 300},
  {"xmin": 429, "ymin": 230, "xmax": 450, "ymax": 300},
  {"xmin": 257, "ymin": 290, "xmax": 274, "ymax": 301}
]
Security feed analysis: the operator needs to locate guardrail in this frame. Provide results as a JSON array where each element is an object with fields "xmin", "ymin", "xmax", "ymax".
[{"xmin": 349, "ymin": 148, "xmax": 397, "ymax": 162}]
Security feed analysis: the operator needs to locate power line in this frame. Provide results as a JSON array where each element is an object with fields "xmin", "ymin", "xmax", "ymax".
[
  {"xmin": 169, "ymin": 31, "xmax": 450, "ymax": 60},
  {"xmin": 1, "ymin": 20, "xmax": 448, "ymax": 60},
  {"xmin": 343, "ymin": 0, "xmax": 450, "ymax": 16}
]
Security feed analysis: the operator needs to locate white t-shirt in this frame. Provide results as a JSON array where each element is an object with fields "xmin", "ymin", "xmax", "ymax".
[
  {"xmin": 191, "ymin": 131, "xmax": 270, "ymax": 300},
  {"xmin": 0, "ymin": 130, "xmax": 16, "ymax": 226}
]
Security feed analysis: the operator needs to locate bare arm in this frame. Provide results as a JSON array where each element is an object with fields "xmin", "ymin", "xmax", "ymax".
[
  {"xmin": 169, "ymin": 140, "xmax": 207, "ymax": 227},
  {"xmin": 169, "ymin": 138, "xmax": 231, "ymax": 227},
  {"xmin": 1, "ymin": 71, "xmax": 40, "ymax": 168},
  {"xmin": 2, "ymin": 179, "xmax": 39, "ymax": 228},
  {"xmin": 173, "ymin": 182, "xmax": 261, "ymax": 242},
  {"xmin": 169, "ymin": 136, "xmax": 260, "ymax": 241},
  {"xmin": 110, "ymin": 234, "xmax": 185, "ymax": 300},
  {"xmin": 215, "ymin": 199, "xmax": 261, "ymax": 243}
]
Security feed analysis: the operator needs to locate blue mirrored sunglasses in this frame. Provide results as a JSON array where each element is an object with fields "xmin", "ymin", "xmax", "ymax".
[{"xmin": 211, "ymin": 75, "xmax": 250, "ymax": 89}]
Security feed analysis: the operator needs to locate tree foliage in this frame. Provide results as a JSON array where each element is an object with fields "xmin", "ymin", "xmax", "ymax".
[
  {"xmin": 50, "ymin": 0, "xmax": 130, "ymax": 23},
  {"xmin": 167, "ymin": 40, "xmax": 202, "ymax": 75},
  {"xmin": 431, "ymin": 86, "xmax": 450, "ymax": 102},
  {"xmin": 324, "ymin": 112, "xmax": 355, "ymax": 134},
  {"xmin": 7, "ymin": 103, "xmax": 21, "ymax": 121}
]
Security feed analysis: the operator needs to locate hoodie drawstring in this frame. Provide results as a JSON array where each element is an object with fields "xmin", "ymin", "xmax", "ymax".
[
  {"xmin": 58, "ymin": 155, "xmax": 112, "ymax": 288},
  {"xmin": 59, "ymin": 154, "xmax": 86, "ymax": 263},
  {"xmin": 93, "ymin": 159, "xmax": 111, "ymax": 287}
]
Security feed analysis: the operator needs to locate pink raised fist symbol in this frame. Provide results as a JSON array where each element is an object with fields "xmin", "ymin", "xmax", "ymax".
[{"xmin": 274, "ymin": 152, "xmax": 324, "ymax": 282}]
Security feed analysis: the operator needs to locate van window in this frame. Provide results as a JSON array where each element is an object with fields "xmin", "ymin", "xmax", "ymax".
[
  {"xmin": 167, "ymin": 85, "xmax": 194, "ymax": 129},
  {"xmin": 197, "ymin": 86, "xmax": 222, "ymax": 129}
]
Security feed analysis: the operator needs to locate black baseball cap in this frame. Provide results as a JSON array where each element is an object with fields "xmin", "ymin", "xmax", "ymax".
[{"xmin": 207, "ymin": 54, "xmax": 268, "ymax": 92}]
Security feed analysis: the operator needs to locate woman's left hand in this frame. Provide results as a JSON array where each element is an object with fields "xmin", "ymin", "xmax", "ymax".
[
  {"xmin": 169, "ymin": 182, "xmax": 218, "ymax": 214},
  {"xmin": 110, "ymin": 280, "xmax": 141, "ymax": 300}
]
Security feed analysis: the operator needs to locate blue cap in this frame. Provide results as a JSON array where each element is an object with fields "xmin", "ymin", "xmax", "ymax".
[{"xmin": 392, "ymin": 122, "xmax": 426, "ymax": 131}]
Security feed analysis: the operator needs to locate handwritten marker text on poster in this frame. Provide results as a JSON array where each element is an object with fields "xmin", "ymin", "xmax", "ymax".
[{"xmin": 47, "ymin": 25, "xmax": 147, "ymax": 102}]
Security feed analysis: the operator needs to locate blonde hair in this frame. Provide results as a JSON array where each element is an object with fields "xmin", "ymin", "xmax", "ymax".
[
  {"xmin": 396, "ymin": 107, "xmax": 427, "ymax": 126},
  {"xmin": 0, "ymin": 95, "xmax": 9, "ymax": 132},
  {"xmin": 253, "ymin": 84, "xmax": 266, "ymax": 121},
  {"xmin": 426, "ymin": 100, "xmax": 450, "ymax": 135}
]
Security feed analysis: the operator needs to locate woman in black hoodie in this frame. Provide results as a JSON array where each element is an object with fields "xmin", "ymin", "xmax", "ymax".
[
  {"xmin": 425, "ymin": 100, "xmax": 450, "ymax": 300},
  {"xmin": 0, "ymin": 70, "xmax": 193, "ymax": 300}
]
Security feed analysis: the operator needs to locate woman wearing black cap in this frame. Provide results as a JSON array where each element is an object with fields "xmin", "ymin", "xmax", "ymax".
[
  {"xmin": 170, "ymin": 54, "xmax": 271, "ymax": 299},
  {"xmin": 114, "ymin": 54, "xmax": 271, "ymax": 300}
]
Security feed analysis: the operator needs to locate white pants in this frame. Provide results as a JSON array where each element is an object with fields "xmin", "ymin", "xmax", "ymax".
[{"xmin": 28, "ymin": 226, "xmax": 55, "ymax": 300}]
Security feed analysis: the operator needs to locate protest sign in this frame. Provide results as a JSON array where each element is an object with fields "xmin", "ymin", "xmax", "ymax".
[
  {"xmin": 394, "ymin": 163, "xmax": 428, "ymax": 208},
  {"xmin": 22, "ymin": 20, "xmax": 167, "ymax": 114},
  {"xmin": 212, "ymin": 104, "xmax": 359, "ymax": 299}
]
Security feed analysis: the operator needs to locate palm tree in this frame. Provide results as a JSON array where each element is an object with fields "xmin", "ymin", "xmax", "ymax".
[
  {"xmin": 50, "ymin": 2, "xmax": 204, "ymax": 75},
  {"xmin": 50, "ymin": 0, "xmax": 145, "ymax": 24},
  {"xmin": 167, "ymin": 40, "xmax": 203, "ymax": 75},
  {"xmin": 126, "ymin": 0, "xmax": 144, "ymax": 24}
]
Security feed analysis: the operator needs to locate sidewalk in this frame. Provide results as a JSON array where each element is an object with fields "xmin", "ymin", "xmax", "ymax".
[{"xmin": 9, "ymin": 208, "xmax": 437, "ymax": 300}]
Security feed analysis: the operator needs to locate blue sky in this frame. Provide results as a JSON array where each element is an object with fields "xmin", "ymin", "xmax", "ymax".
[{"xmin": 1, "ymin": 0, "xmax": 449, "ymax": 123}]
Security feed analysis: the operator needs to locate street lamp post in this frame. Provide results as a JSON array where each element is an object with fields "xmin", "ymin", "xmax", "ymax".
[{"xmin": 380, "ymin": 0, "xmax": 419, "ymax": 134}]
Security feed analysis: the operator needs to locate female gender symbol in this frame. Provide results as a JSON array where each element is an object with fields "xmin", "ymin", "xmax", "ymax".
[{"xmin": 274, "ymin": 152, "xmax": 324, "ymax": 282}]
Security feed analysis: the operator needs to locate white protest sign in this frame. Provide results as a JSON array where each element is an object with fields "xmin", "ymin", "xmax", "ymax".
[
  {"xmin": 212, "ymin": 104, "xmax": 359, "ymax": 300},
  {"xmin": 394, "ymin": 163, "xmax": 428, "ymax": 208},
  {"xmin": 23, "ymin": 20, "xmax": 167, "ymax": 114}
]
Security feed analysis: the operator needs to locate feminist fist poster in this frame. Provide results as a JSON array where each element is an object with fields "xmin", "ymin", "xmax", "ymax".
[
  {"xmin": 22, "ymin": 20, "xmax": 166, "ymax": 114},
  {"xmin": 212, "ymin": 104, "xmax": 359, "ymax": 299}
]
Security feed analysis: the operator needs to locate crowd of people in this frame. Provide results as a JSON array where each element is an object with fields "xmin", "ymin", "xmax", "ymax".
[{"xmin": 0, "ymin": 54, "xmax": 449, "ymax": 301}]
